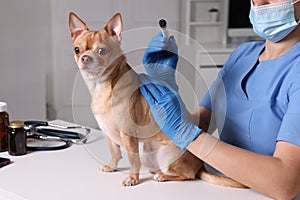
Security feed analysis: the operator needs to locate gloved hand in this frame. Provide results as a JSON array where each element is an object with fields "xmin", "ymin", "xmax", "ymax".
[
  {"xmin": 143, "ymin": 32, "xmax": 179, "ymax": 91},
  {"xmin": 138, "ymin": 74, "xmax": 202, "ymax": 150}
]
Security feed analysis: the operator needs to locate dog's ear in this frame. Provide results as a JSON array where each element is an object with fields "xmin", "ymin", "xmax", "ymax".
[
  {"xmin": 69, "ymin": 12, "xmax": 89, "ymax": 41},
  {"xmin": 104, "ymin": 13, "xmax": 122, "ymax": 43}
]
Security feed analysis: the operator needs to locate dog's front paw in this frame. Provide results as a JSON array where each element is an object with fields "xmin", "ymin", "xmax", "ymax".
[
  {"xmin": 100, "ymin": 165, "xmax": 116, "ymax": 172},
  {"xmin": 122, "ymin": 176, "xmax": 139, "ymax": 186}
]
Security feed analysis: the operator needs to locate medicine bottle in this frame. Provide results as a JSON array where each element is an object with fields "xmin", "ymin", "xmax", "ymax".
[
  {"xmin": 8, "ymin": 121, "xmax": 26, "ymax": 156},
  {"xmin": 0, "ymin": 102, "xmax": 9, "ymax": 152}
]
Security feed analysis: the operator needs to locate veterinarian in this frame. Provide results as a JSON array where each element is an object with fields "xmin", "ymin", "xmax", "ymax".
[{"xmin": 139, "ymin": 0, "xmax": 300, "ymax": 199}]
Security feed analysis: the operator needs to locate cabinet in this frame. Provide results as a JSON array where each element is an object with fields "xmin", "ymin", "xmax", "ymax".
[
  {"xmin": 180, "ymin": 0, "xmax": 229, "ymax": 45},
  {"xmin": 180, "ymin": 0, "xmax": 233, "ymax": 69},
  {"xmin": 180, "ymin": 0, "xmax": 233, "ymax": 103}
]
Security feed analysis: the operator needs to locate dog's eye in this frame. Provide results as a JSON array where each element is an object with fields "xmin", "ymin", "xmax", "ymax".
[
  {"xmin": 74, "ymin": 47, "xmax": 80, "ymax": 54},
  {"xmin": 97, "ymin": 48, "xmax": 107, "ymax": 55}
]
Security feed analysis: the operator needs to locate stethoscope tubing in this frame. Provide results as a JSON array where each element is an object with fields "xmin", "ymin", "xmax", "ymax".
[
  {"xmin": 24, "ymin": 121, "xmax": 90, "ymax": 151},
  {"xmin": 27, "ymin": 135, "xmax": 71, "ymax": 151}
]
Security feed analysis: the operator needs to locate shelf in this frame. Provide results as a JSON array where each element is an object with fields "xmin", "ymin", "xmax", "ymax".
[
  {"xmin": 181, "ymin": 0, "xmax": 228, "ymax": 45},
  {"xmin": 190, "ymin": 0, "xmax": 220, "ymax": 2},
  {"xmin": 190, "ymin": 21, "xmax": 222, "ymax": 26},
  {"xmin": 190, "ymin": 0, "xmax": 222, "ymax": 22}
]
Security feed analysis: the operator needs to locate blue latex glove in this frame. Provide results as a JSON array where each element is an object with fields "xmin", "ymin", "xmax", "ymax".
[
  {"xmin": 138, "ymin": 74, "xmax": 202, "ymax": 150},
  {"xmin": 143, "ymin": 32, "xmax": 179, "ymax": 91}
]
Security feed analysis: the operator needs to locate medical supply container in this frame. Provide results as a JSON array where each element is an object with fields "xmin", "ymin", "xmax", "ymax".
[
  {"xmin": 8, "ymin": 121, "xmax": 26, "ymax": 156},
  {"xmin": 0, "ymin": 102, "xmax": 9, "ymax": 152}
]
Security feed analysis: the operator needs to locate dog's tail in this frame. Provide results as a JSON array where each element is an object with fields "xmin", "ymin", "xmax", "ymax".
[{"xmin": 197, "ymin": 167, "xmax": 248, "ymax": 188}]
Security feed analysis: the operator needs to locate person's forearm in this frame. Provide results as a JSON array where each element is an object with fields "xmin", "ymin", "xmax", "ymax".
[{"xmin": 187, "ymin": 133, "xmax": 300, "ymax": 200}]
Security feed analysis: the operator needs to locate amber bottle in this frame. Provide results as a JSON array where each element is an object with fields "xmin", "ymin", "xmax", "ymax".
[
  {"xmin": 0, "ymin": 102, "xmax": 9, "ymax": 152},
  {"xmin": 8, "ymin": 121, "xmax": 26, "ymax": 156}
]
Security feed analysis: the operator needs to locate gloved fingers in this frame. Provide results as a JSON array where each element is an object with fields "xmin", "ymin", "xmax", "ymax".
[
  {"xmin": 144, "ymin": 45, "xmax": 164, "ymax": 55},
  {"xmin": 139, "ymin": 84, "xmax": 156, "ymax": 106},
  {"xmin": 138, "ymin": 73, "xmax": 150, "ymax": 83},
  {"xmin": 152, "ymin": 82, "xmax": 173, "ymax": 96},
  {"xmin": 147, "ymin": 33, "xmax": 168, "ymax": 50},
  {"xmin": 143, "ymin": 49, "xmax": 177, "ymax": 66},
  {"xmin": 156, "ymin": 31, "xmax": 163, "ymax": 37},
  {"xmin": 152, "ymin": 31, "xmax": 165, "ymax": 43},
  {"xmin": 139, "ymin": 75, "xmax": 158, "ymax": 106},
  {"xmin": 146, "ymin": 32, "xmax": 177, "ymax": 53},
  {"xmin": 138, "ymin": 74, "xmax": 165, "ymax": 99},
  {"xmin": 139, "ymin": 72, "xmax": 177, "ymax": 94},
  {"xmin": 139, "ymin": 74, "xmax": 164, "ymax": 88},
  {"xmin": 147, "ymin": 42, "xmax": 167, "ymax": 52},
  {"xmin": 145, "ymin": 47, "xmax": 165, "ymax": 55},
  {"xmin": 151, "ymin": 33, "xmax": 165, "ymax": 42},
  {"xmin": 150, "ymin": 34, "xmax": 177, "ymax": 53}
]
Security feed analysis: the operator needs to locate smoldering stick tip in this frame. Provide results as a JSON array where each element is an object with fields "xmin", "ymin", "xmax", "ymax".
[{"xmin": 159, "ymin": 19, "xmax": 167, "ymax": 28}]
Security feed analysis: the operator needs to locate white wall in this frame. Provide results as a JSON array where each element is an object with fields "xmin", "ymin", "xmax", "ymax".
[{"xmin": 0, "ymin": 0, "xmax": 49, "ymax": 120}]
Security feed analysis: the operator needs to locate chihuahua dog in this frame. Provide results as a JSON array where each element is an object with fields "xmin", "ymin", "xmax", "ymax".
[{"xmin": 68, "ymin": 12, "xmax": 246, "ymax": 188}]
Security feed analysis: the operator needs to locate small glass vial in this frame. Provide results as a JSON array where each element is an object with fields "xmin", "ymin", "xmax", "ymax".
[
  {"xmin": 8, "ymin": 121, "xmax": 26, "ymax": 156},
  {"xmin": 0, "ymin": 102, "xmax": 9, "ymax": 152}
]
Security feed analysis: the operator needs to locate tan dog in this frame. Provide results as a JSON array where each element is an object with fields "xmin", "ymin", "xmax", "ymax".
[{"xmin": 68, "ymin": 12, "xmax": 246, "ymax": 188}]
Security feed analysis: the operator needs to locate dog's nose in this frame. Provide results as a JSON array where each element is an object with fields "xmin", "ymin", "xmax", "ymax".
[{"xmin": 81, "ymin": 55, "xmax": 93, "ymax": 64}]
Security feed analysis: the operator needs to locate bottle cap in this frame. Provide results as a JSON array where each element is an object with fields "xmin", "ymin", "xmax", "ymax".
[
  {"xmin": 9, "ymin": 121, "xmax": 24, "ymax": 129},
  {"xmin": 0, "ymin": 102, "xmax": 7, "ymax": 112}
]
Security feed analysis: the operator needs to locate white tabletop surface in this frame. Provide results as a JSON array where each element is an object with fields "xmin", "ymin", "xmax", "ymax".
[{"xmin": 0, "ymin": 120, "xmax": 298, "ymax": 200}]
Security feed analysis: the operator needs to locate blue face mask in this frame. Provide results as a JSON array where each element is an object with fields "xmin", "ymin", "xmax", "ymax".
[{"xmin": 249, "ymin": 0, "xmax": 300, "ymax": 42}]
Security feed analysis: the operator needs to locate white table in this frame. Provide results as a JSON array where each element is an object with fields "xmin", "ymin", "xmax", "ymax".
[{"xmin": 0, "ymin": 120, "xmax": 297, "ymax": 200}]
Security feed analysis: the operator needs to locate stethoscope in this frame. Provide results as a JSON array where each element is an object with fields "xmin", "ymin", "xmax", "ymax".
[{"xmin": 24, "ymin": 121, "xmax": 91, "ymax": 151}]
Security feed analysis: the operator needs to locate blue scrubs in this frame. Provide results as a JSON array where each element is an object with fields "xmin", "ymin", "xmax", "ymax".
[{"xmin": 200, "ymin": 41, "xmax": 300, "ymax": 156}]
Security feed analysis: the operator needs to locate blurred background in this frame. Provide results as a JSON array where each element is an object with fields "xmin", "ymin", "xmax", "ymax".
[{"xmin": 0, "ymin": 0, "xmax": 256, "ymax": 128}]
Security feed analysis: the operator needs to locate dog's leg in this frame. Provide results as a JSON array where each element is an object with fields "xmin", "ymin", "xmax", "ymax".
[
  {"xmin": 120, "ymin": 132, "xmax": 141, "ymax": 186},
  {"xmin": 142, "ymin": 141, "xmax": 160, "ymax": 174},
  {"xmin": 154, "ymin": 150, "xmax": 203, "ymax": 182},
  {"xmin": 101, "ymin": 136, "xmax": 122, "ymax": 172},
  {"xmin": 154, "ymin": 171, "xmax": 193, "ymax": 181}
]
